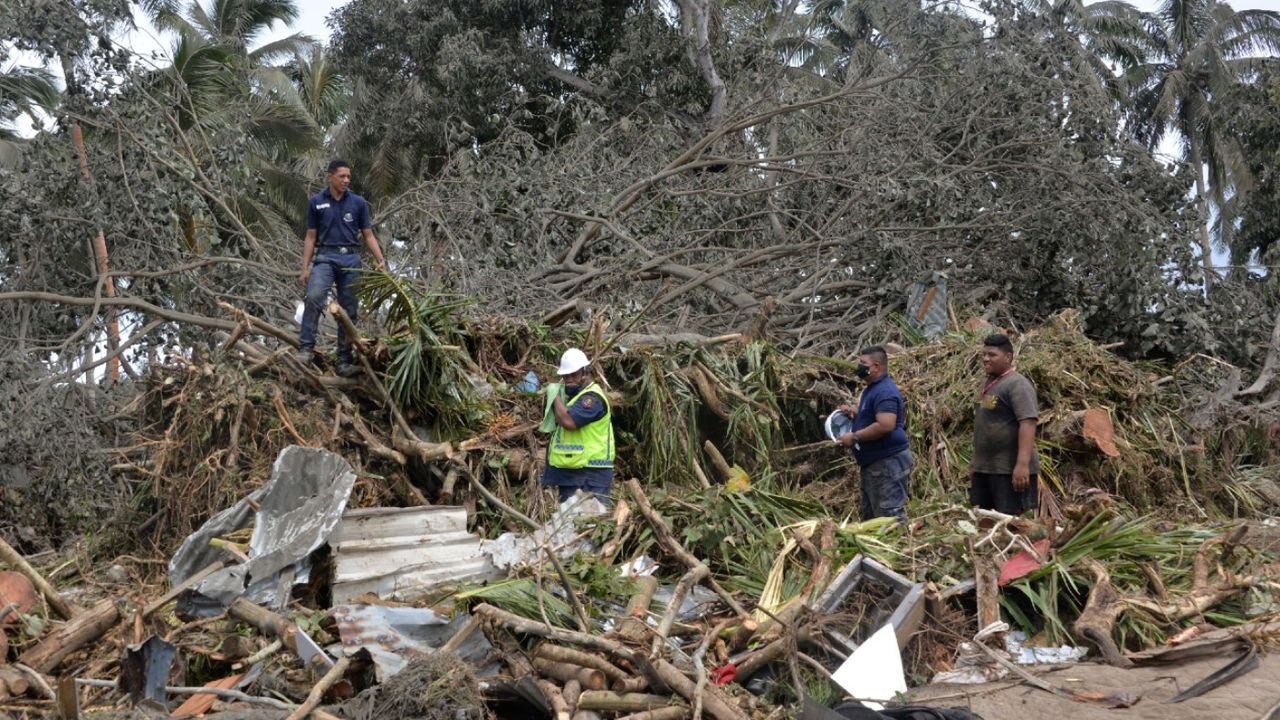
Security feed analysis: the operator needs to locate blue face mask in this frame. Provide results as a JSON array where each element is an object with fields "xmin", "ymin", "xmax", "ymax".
[{"xmin": 565, "ymin": 383, "xmax": 583, "ymax": 397}]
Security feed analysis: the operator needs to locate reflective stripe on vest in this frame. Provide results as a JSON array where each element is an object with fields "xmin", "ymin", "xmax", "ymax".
[{"xmin": 548, "ymin": 383, "xmax": 614, "ymax": 470}]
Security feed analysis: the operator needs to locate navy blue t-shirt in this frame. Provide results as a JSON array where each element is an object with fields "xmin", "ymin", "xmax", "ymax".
[
  {"xmin": 307, "ymin": 188, "xmax": 372, "ymax": 248},
  {"xmin": 542, "ymin": 387, "xmax": 612, "ymax": 488},
  {"xmin": 849, "ymin": 375, "xmax": 910, "ymax": 466}
]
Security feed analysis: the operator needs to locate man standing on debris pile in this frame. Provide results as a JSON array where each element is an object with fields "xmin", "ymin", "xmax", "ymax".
[
  {"xmin": 297, "ymin": 159, "xmax": 387, "ymax": 377},
  {"xmin": 541, "ymin": 348, "xmax": 615, "ymax": 503},
  {"xmin": 839, "ymin": 346, "xmax": 912, "ymax": 523},
  {"xmin": 970, "ymin": 333, "xmax": 1039, "ymax": 515}
]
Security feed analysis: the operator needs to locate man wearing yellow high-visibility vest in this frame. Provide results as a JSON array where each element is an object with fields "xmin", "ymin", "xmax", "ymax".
[{"xmin": 541, "ymin": 347, "xmax": 614, "ymax": 503}]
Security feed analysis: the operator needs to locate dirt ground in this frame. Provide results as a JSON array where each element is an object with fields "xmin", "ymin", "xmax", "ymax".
[{"xmin": 910, "ymin": 652, "xmax": 1280, "ymax": 719}]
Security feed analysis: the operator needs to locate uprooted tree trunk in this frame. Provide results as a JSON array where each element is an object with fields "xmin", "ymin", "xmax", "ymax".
[{"xmin": 1074, "ymin": 528, "xmax": 1264, "ymax": 667}]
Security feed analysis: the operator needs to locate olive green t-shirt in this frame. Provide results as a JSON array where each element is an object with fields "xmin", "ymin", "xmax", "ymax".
[{"xmin": 972, "ymin": 370, "xmax": 1040, "ymax": 475}]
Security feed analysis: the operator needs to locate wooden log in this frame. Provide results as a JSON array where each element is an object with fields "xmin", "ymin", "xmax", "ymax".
[
  {"xmin": 0, "ymin": 667, "xmax": 31, "ymax": 696},
  {"xmin": 974, "ymin": 554, "xmax": 1001, "ymax": 632},
  {"xmin": 533, "ymin": 658, "xmax": 607, "ymax": 691},
  {"xmin": 563, "ymin": 679, "xmax": 581, "ymax": 715},
  {"xmin": 615, "ymin": 575, "xmax": 658, "ymax": 644},
  {"xmin": 473, "ymin": 603, "xmax": 745, "ymax": 720},
  {"xmin": 0, "ymin": 536, "xmax": 76, "ymax": 620},
  {"xmin": 18, "ymin": 598, "xmax": 120, "ymax": 673},
  {"xmin": 577, "ymin": 691, "xmax": 679, "ymax": 713},
  {"xmin": 537, "ymin": 679, "xmax": 571, "ymax": 720},
  {"xmin": 228, "ymin": 597, "xmax": 297, "ymax": 650},
  {"xmin": 648, "ymin": 658, "xmax": 743, "ymax": 720},
  {"xmin": 571, "ymin": 712, "xmax": 603, "ymax": 720},
  {"xmin": 612, "ymin": 676, "xmax": 650, "ymax": 693},
  {"xmin": 617, "ymin": 708, "xmax": 692, "ymax": 720},
  {"xmin": 284, "ymin": 656, "xmax": 350, "ymax": 720},
  {"xmin": 733, "ymin": 638, "xmax": 787, "ymax": 681},
  {"xmin": 534, "ymin": 645, "xmax": 627, "ymax": 683}
]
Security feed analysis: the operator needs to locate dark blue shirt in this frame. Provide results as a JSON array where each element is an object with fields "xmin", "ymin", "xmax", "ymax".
[
  {"xmin": 307, "ymin": 188, "xmax": 371, "ymax": 248},
  {"xmin": 849, "ymin": 375, "xmax": 910, "ymax": 466},
  {"xmin": 542, "ymin": 388, "xmax": 612, "ymax": 488}
]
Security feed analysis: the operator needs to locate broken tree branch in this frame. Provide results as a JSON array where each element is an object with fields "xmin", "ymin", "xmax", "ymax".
[{"xmin": 0, "ymin": 536, "xmax": 75, "ymax": 620}]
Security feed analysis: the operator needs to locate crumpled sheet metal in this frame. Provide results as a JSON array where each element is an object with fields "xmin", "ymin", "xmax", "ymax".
[
  {"xmin": 119, "ymin": 635, "xmax": 177, "ymax": 706},
  {"xmin": 481, "ymin": 492, "xmax": 608, "ymax": 569},
  {"xmin": 168, "ymin": 445, "xmax": 357, "ymax": 613},
  {"xmin": 332, "ymin": 604, "xmax": 496, "ymax": 681}
]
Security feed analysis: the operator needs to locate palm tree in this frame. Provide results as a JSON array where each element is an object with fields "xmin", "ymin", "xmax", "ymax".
[
  {"xmin": 0, "ymin": 65, "xmax": 59, "ymax": 163},
  {"xmin": 1015, "ymin": 0, "xmax": 1150, "ymax": 98},
  {"xmin": 1128, "ymin": 0, "xmax": 1280, "ymax": 286},
  {"xmin": 148, "ymin": 0, "xmax": 311, "ymax": 65}
]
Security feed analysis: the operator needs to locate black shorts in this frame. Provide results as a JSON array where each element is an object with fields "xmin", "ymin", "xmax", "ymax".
[{"xmin": 970, "ymin": 472, "xmax": 1038, "ymax": 515}]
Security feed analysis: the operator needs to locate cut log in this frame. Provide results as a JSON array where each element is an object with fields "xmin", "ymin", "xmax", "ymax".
[
  {"xmin": 18, "ymin": 598, "xmax": 120, "ymax": 673},
  {"xmin": 228, "ymin": 597, "xmax": 297, "ymax": 651},
  {"xmin": 0, "ymin": 538, "xmax": 75, "ymax": 620},
  {"xmin": 617, "ymin": 708, "xmax": 693, "ymax": 720},
  {"xmin": 612, "ymin": 676, "xmax": 650, "ymax": 693},
  {"xmin": 533, "ymin": 658, "xmax": 607, "ymax": 691},
  {"xmin": 538, "ymin": 679, "xmax": 572, "ymax": 720},
  {"xmin": 535, "ymin": 645, "xmax": 628, "ymax": 683},
  {"xmin": 0, "ymin": 667, "xmax": 31, "ymax": 696},
  {"xmin": 577, "ymin": 691, "xmax": 679, "ymax": 713},
  {"xmin": 615, "ymin": 575, "xmax": 658, "ymax": 644}
]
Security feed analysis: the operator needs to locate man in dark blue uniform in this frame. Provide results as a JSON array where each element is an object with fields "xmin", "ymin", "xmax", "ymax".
[
  {"xmin": 298, "ymin": 160, "xmax": 386, "ymax": 376},
  {"xmin": 838, "ymin": 345, "xmax": 912, "ymax": 522}
]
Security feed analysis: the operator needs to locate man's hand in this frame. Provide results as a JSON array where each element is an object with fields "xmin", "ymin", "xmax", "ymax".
[
  {"xmin": 838, "ymin": 404, "xmax": 855, "ymax": 415},
  {"xmin": 838, "ymin": 431, "xmax": 855, "ymax": 448},
  {"xmin": 300, "ymin": 266, "xmax": 311, "ymax": 287},
  {"xmin": 1012, "ymin": 462, "xmax": 1030, "ymax": 491},
  {"xmin": 374, "ymin": 257, "xmax": 387, "ymax": 271}
]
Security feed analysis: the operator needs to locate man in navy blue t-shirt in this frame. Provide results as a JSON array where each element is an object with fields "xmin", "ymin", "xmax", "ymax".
[
  {"xmin": 838, "ymin": 345, "xmax": 912, "ymax": 522},
  {"xmin": 298, "ymin": 160, "xmax": 386, "ymax": 376}
]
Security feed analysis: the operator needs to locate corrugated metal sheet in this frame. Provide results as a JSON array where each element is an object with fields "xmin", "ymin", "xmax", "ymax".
[
  {"xmin": 332, "ymin": 603, "xmax": 496, "ymax": 680},
  {"xmin": 331, "ymin": 506, "xmax": 502, "ymax": 604}
]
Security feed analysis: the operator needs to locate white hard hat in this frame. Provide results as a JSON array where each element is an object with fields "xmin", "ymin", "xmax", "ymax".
[{"xmin": 557, "ymin": 348, "xmax": 590, "ymax": 375}]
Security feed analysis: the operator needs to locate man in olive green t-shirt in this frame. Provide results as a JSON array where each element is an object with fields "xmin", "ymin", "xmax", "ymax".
[{"xmin": 970, "ymin": 333, "xmax": 1039, "ymax": 515}]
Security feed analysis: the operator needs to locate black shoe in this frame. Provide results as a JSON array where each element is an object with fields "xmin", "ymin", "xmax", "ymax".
[
  {"xmin": 296, "ymin": 349, "xmax": 315, "ymax": 366},
  {"xmin": 336, "ymin": 362, "xmax": 361, "ymax": 378}
]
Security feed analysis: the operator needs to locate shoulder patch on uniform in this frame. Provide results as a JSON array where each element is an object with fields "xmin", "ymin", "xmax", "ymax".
[{"xmin": 579, "ymin": 394, "xmax": 597, "ymax": 408}]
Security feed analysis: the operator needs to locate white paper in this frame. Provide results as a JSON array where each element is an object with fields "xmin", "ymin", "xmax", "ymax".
[
  {"xmin": 830, "ymin": 623, "xmax": 907, "ymax": 710},
  {"xmin": 294, "ymin": 300, "xmax": 306, "ymax": 325}
]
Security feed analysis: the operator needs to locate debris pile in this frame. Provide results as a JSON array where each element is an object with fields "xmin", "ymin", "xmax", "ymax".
[{"xmin": 0, "ymin": 303, "xmax": 1278, "ymax": 718}]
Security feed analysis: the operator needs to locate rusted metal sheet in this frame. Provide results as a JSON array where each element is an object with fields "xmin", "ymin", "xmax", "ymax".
[
  {"xmin": 330, "ymin": 506, "xmax": 502, "ymax": 603},
  {"xmin": 332, "ymin": 604, "xmax": 495, "ymax": 680}
]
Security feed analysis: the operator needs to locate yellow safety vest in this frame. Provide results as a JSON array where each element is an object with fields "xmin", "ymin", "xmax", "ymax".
[{"xmin": 548, "ymin": 383, "xmax": 614, "ymax": 470}]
